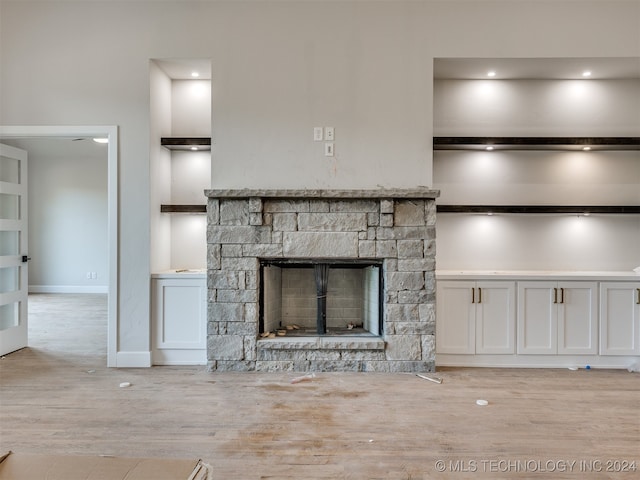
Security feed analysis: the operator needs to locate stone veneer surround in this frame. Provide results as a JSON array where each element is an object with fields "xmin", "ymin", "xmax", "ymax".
[{"xmin": 206, "ymin": 189, "xmax": 439, "ymax": 372}]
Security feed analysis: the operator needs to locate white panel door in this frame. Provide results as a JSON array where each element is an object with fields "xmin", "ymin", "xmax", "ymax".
[
  {"xmin": 0, "ymin": 143, "xmax": 28, "ymax": 356},
  {"xmin": 517, "ymin": 282, "xmax": 557, "ymax": 354},
  {"xmin": 436, "ymin": 281, "xmax": 475, "ymax": 354},
  {"xmin": 557, "ymin": 282, "xmax": 598, "ymax": 355},
  {"xmin": 600, "ymin": 282, "xmax": 640, "ymax": 355},
  {"xmin": 476, "ymin": 281, "xmax": 516, "ymax": 354}
]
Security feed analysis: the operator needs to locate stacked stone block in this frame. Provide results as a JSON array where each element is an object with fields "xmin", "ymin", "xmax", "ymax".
[{"xmin": 206, "ymin": 189, "xmax": 439, "ymax": 372}]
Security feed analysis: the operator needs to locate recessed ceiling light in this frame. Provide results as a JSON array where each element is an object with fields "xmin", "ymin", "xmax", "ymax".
[
  {"xmin": 190, "ymin": 146, "xmax": 198, "ymax": 151},
  {"xmin": 92, "ymin": 137, "xmax": 108, "ymax": 144},
  {"xmin": 191, "ymin": 71, "xmax": 200, "ymax": 78},
  {"xmin": 582, "ymin": 71, "xmax": 592, "ymax": 77},
  {"xmin": 582, "ymin": 146, "xmax": 591, "ymax": 151},
  {"xmin": 487, "ymin": 71, "xmax": 496, "ymax": 77},
  {"xmin": 486, "ymin": 146, "xmax": 494, "ymax": 151}
]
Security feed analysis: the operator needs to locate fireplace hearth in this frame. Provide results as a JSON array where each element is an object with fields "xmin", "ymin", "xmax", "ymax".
[{"xmin": 206, "ymin": 189, "xmax": 439, "ymax": 372}]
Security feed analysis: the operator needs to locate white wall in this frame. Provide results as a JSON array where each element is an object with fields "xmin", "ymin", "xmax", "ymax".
[
  {"xmin": 14, "ymin": 139, "xmax": 108, "ymax": 291},
  {"xmin": 1, "ymin": 0, "xmax": 639, "ymax": 359}
]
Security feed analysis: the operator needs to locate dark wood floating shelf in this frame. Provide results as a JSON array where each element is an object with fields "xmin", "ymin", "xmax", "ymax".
[
  {"xmin": 161, "ymin": 204, "xmax": 207, "ymax": 214},
  {"xmin": 437, "ymin": 205, "xmax": 640, "ymax": 214},
  {"xmin": 161, "ymin": 137, "xmax": 211, "ymax": 151},
  {"xmin": 434, "ymin": 137, "xmax": 640, "ymax": 151}
]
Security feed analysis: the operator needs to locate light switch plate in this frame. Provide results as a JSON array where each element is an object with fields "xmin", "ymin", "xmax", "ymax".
[
  {"xmin": 314, "ymin": 127, "xmax": 323, "ymax": 141},
  {"xmin": 325, "ymin": 142, "xmax": 334, "ymax": 157}
]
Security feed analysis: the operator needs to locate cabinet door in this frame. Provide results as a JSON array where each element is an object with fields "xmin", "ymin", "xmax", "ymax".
[
  {"xmin": 600, "ymin": 282, "xmax": 640, "ymax": 355},
  {"xmin": 475, "ymin": 281, "xmax": 516, "ymax": 354},
  {"xmin": 517, "ymin": 282, "xmax": 557, "ymax": 354},
  {"xmin": 436, "ymin": 281, "xmax": 475, "ymax": 354},
  {"xmin": 557, "ymin": 282, "xmax": 598, "ymax": 355},
  {"xmin": 151, "ymin": 278, "xmax": 207, "ymax": 365}
]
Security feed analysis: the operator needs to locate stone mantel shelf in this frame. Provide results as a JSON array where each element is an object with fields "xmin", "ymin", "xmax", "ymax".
[{"xmin": 205, "ymin": 188, "xmax": 440, "ymax": 199}]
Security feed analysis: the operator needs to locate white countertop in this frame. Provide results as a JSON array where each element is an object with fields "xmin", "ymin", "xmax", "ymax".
[
  {"xmin": 436, "ymin": 270, "xmax": 640, "ymax": 281},
  {"xmin": 151, "ymin": 269, "xmax": 206, "ymax": 279}
]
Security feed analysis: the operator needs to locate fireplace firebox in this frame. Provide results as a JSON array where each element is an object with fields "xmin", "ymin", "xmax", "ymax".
[
  {"xmin": 206, "ymin": 189, "xmax": 439, "ymax": 372},
  {"xmin": 260, "ymin": 259, "xmax": 383, "ymax": 337}
]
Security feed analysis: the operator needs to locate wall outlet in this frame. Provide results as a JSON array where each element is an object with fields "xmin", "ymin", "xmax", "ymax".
[
  {"xmin": 86, "ymin": 272, "xmax": 92, "ymax": 279},
  {"xmin": 325, "ymin": 127, "xmax": 334, "ymax": 141},
  {"xmin": 313, "ymin": 127, "xmax": 323, "ymax": 141}
]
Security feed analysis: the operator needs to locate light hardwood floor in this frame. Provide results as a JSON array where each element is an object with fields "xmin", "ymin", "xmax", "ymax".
[{"xmin": 1, "ymin": 294, "xmax": 638, "ymax": 479}]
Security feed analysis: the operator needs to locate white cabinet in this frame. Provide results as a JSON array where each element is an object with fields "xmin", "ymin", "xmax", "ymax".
[
  {"xmin": 517, "ymin": 282, "xmax": 597, "ymax": 355},
  {"xmin": 436, "ymin": 281, "xmax": 515, "ymax": 354},
  {"xmin": 600, "ymin": 282, "xmax": 640, "ymax": 355},
  {"xmin": 151, "ymin": 276, "xmax": 207, "ymax": 365}
]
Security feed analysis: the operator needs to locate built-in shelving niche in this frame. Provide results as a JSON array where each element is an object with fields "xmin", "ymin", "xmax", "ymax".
[
  {"xmin": 160, "ymin": 137, "xmax": 211, "ymax": 213},
  {"xmin": 434, "ymin": 137, "xmax": 640, "ymax": 214},
  {"xmin": 434, "ymin": 137, "xmax": 640, "ymax": 151}
]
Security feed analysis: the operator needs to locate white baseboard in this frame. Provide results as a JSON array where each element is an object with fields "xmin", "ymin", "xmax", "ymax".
[
  {"xmin": 29, "ymin": 285, "xmax": 108, "ymax": 294},
  {"xmin": 116, "ymin": 351, "xmax": 152, "ymax": 368}
]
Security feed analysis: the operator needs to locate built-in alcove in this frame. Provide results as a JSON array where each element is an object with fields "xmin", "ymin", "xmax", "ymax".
[{"xmin": 260, "ymin": 259, "xmax": 383, "ymax": 337}]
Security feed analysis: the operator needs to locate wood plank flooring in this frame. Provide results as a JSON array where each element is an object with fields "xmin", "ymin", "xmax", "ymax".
[{"xmin": 1, "ymin": 294, "xmax": 639, "ymax": 479}]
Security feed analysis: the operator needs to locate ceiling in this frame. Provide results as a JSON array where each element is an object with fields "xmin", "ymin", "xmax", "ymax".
[
  {"xmin": 153, "ymin": 58, "xmax": 212, "ymax": 80},
  {"xmin": 1, "ymin": 137, "xmax": 108, "ymax": 160},
  {"xmin": 434, "ymin": 57, "xmax": 640, "ymax": 79}
]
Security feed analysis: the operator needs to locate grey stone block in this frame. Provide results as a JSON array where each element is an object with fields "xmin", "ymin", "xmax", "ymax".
[
  {"xmin": 386, "ymin": 303, "xmax": 420, "ymax": 322},
  {"xmin": 208, "ymin": 302, "xmax": 244, "ymax": 322},
  {"xmin": 426, "ymin": 201, "xmax": 437, "ymax": 226},
  {"xmin": 380, "ymin": 213, "xmax": 394, "ymax": 227},
  {"xmin": 215, "ymin": 361, "xmax": 256, "ymax": 371},
  {"xmin": 207, "ymin": 199, "xmax": 220, "ymax": 225},
  {"xmin": 221, "ymin": 257, "xmax": 258, "ymax": 271},
  {"xmin": 380, "ymin": 199, "xmax": 394, "ymax": 214},
  {"xmin": 273, "ymin": 213, "xmax": 298, "ymax": 231},
  {"xmin": 207, "ymin": 244, "xmax": 221, "ymax": 269},
  {"xmin": 367, "ymin": 212, "xmax": 380, "ymax": 226},
  {"xmin": 221, "ymin": 244, "xmax": 243, "ymax": 257},
  {"xmin": 249, "ymin": 212, "xmax": 263, "ymax": 226},
  {"xmin": 419, "ymin": 304, "xmax": 436, "ymax": 333},
  {"xmin": 385, "ymin": 335, "xmax": 421, "ymax": 361},
  {"xmin": 298, "ymin": 213, "xmax": 367, "ymax": 232},
  {"xmin": 329, "ymin": 200, "xmax": 378, "ymax": 213},
  {"xmin": 376, "ymin": 226, "xmax": 430, "ymax": 240},
  {"xmin": 397, "ymin": 258, "xmax": 436, "ymax": 272},
  {"xmin": 242, "ymin": 244, "xmax": 283, "ymax": 257},
  {"xmin": 208, "ymin": 225, "xmax": 270, "ymax": 244},
  {"xmin": 394, "ymin": 200, "xmax": 426, "ymax": 226},
  {"xmin": 208, "ymin": 271, "xmax": 239, "ymax": 289},
  {"xmin": 208, "ymin": 335, "xmax": 244, "ymax": 360},
  {"xmin": 376, "ymin": 240, "xmax": 397, "ymax": 258},
  {"xmin": 386, "ymin": 321, "xmax": 433, "ymax": 335},
  {"xmin": 424, "ymin": 238, "xmax": 436, "ymax": 258},
  {"xmin": 397, "ymin": 240, "xmax": 424, "ymax": 259},
  {"xmin": 309, "ymin": 200, "xmax": 330, "ymax": 213},
  {"xmin": 422, "ymin": 335, "xmax": 436, "ymax": 362},
  {"xmin": 244, "ymin": 336, "xmax": 257, "ymax": 361},
  {"xmin": 220, "ymin": 200, "xmax": 249, "ymax": 226},
  {"xmin": 244, "ymin": 303, "xmax": 258, "ymax": 322},
  {"xmin": 248, "ymin": 197, "xmax": 263, "ymax": 213},
  {"xmin": 283, "ymin": 232, "xmax": 358, "ymax": 257},
  {"xmin": 397, "ymin": 290, "xmax": 431, "ymax": 304},
  {"xmin": 264, "ymin": 200, "xmax": 310, "ymax": 213},
  {"xmin": 224, "ymin": 322, "xmax": 257, "ymax": 335},
  {"xmin": 386, "ymin": 272, "xmax": 425, "ymax": 291},
  {"xmin": 358, "ymin": 240, "xmax": 376, "ymax": 257},
  {"xmin": 216, "ymin": 288, "xmax": 258, "ymax": 303}
]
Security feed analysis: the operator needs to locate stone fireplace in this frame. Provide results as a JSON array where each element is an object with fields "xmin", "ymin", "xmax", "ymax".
[{"xmin": 206, "ymin": 189, "xmax": 439, "ymax": 372}]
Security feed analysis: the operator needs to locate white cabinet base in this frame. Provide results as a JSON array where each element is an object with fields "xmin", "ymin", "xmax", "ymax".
[{"xmin": 151, "ymin": 275, "xmax": 207, "ymax": 365}]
